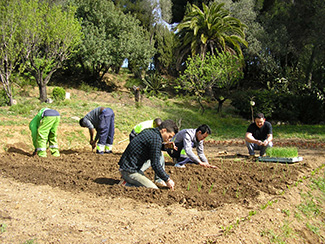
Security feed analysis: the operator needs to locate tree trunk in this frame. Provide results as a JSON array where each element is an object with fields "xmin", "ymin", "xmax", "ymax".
[
  {"xmin": 217, "ymin": 97, "xmax": 227, "ymax": 114},
  {"xmin": 38, "ymin": 82, "xmax": 47, "ymax": 102},
  {"xmin": 198, "ymin": 97, "xmax": 205, "ymax": 114},
  {"xmin": 305, "ymin": 44, "xmax": 316, "ymax": 87}
]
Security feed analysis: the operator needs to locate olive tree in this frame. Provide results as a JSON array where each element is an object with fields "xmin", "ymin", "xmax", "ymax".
[
  {"xmin": 177, "ymin": 52, "xmax": 243, "ymax": 114},
  {"xmin": 24, "ymin": 1, "xmax": 82, "ymax": 102},
  {"xmin": 0, "ymin": 0, "xmax": 38, "ymax": 105},
  {"xmin": 74, "ymin": 0, "xmax": 154, "ymax": 80}
]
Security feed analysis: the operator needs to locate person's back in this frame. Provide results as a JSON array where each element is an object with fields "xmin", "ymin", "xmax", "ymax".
[
  {"xmin": 29, "ymin": 108, "xmax": 60, "ymax": 157},
  {"xmin": 129, "ymin": 118, "xmax": 162, "ymax": 141},
  {"xmin": 79, "ymin": 107, "xmax": 115, "ymax": 154}
]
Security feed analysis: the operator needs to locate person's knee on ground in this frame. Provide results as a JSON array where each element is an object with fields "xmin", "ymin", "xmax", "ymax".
[{"xmin": 120, "ymin": 170, "xmax": 158, "ymax": 189}]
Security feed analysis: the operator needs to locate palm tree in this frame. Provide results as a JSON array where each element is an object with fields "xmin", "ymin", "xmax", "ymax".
[{"xmin": 175, "ymin": 2, "xmax": 247, "ymax": 68}]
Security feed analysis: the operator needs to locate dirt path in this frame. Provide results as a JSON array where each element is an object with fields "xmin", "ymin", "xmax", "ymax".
[{"xmin": 0, "ymin": 142, "xmax": 324, "ymax": 243}]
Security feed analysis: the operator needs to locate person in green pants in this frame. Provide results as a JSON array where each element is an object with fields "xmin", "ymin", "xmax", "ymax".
[{"xmin": 29, "ymin": 108, "xmax": 60, "ymax": 157}]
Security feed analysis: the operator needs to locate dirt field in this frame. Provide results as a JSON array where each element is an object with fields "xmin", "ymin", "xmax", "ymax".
[{"xmin": 0, "ymin": 139, "xmax": 324, "ymax": 244}]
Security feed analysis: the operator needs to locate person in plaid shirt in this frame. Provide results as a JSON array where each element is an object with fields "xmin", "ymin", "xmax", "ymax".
[{"xmin": 118, "ymin": 119, "xmax": 178, "ymax": 190}]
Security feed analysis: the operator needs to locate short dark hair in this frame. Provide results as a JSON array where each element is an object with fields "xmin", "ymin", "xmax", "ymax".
[
  {"xmin": 159, "ymin": 119, "xmax": 178, "ymax": 134},
  {"xmin": 196, "ymin": 124, "xmax": 211, "ymax": 134},
  {"xmin": 79, "ymin": 118, "xmax": 85, "ymax": 127},
  {"xmin": 255, "ymin": 112, "xmax": 265, "ymax": 119},
  {"xmin": 153, "ymin": 118, "xmax": 162, "ymax": 127}
]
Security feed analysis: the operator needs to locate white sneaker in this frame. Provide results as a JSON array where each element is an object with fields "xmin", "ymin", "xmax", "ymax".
[{"xmin": 174, "ymin": 163, "xmax": 186, "ymax": 168}]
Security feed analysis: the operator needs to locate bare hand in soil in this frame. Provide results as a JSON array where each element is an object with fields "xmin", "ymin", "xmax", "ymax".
[{"xmin": 166, "ymin": 178, "xmax": 175, "ymax": 190}]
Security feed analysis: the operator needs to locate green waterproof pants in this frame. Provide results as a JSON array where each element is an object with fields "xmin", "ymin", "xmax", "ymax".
[{"xmin": 37, "ymin": 116, "xmax": 60, "ymax": 157}]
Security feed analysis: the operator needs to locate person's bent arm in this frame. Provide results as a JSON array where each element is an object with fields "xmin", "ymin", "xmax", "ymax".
[
  {"xmin": 262, "ymin": 134, "xmax": 273, "ymax": 146},
  {"xmin": 245, "ymin": 132, "xmax": 263, "ymax": 146},
  {"xmin": 198, "ymin": 161, "xmax": 219, "ymax": 169}
]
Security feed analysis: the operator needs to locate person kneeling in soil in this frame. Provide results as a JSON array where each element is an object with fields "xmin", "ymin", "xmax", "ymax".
[
  {"xmin": 79, "ymin": 107, "xmax": 115, "ymax": 154},
  {"xmin": 129, "ymin": 118, "xmax": 162, "ymax": 141},
  {"xmin": 245, "ymin": 112, "xmax": 273, "ymax": 157},
  {"xmin": 118, "ymin": 119, "xmax": 178, "ymax": 190},
  {"xmin": 129, "ymin": 118, "xmax": 166, "ymax": 187},
  {"xmin": 29, "ymin": 108, "xmax": 60, "ymax": 157},
  {"xmin": 166, "ymin": 124, "xmax": 217, "ymax": 169}
]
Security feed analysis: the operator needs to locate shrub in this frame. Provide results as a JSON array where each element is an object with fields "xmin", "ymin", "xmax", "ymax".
[
  {"xmin": 231, "ymin": 89, "xmax": 325, "ymax": 124},
  {"xmin": 142, "ymin": 71, "xmax": 166, "ymax": 97},
  {"xmin": 0, "ymin": 89, "xmax": 9, "ymax": 106},
  {"xmin": 230, "ymin": 90, "xmax": 276, "ymax": 119},
  {"xmin": 52, "ymin": 87, "xmax": 66, "ymax": 101}
]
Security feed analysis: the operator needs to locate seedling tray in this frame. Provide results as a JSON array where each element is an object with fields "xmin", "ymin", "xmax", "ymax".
[{"xmin": 258, "ymin": 156, "xmax": 303, "ymax": 164}]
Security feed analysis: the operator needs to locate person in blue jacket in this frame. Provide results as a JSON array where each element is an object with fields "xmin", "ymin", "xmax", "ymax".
[{"xmin": 79, "ymin": 107, "xmax": 115, "ymax": 154}]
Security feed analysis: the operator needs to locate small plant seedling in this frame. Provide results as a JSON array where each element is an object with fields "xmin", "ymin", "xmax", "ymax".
[
  {"xmin": 208, "ymin": 183, "xmax": 214, "ymax": 194},
  {"xmin": 222, "ymin": 187, "xmax": 228, "ymax": 196},
  {"xmin": 0, "ymin": 223, "xmax": 7, "ymax": 233},
  {"xmin": 197, "ymin": 181, "xmax": 203, "ymax": 193},
  {"xmin": 187, "ymin": 181, "xmax": 191, "ymax": 191},
  {"xmin": 281, "ymin": 209, "xmax": 290, "ymax": 217},
  {"xmin": 249, "ymin": 210, "xmax": 257, "ymax": 216},
  {"xmin": 266, "ymin": 147, "xmax": 298, "ymax": 158},
  {"xmin": 235, "ymin": 186, "xmax": 240, "ymax": 198}
]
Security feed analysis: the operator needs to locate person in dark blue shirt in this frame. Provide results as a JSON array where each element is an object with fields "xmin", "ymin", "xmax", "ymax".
[
  {"xmin": 245, "ymin": 112, "xmax": 273, "ymax": 157},
  {"xmin": 118, "ymin": 119, "xmax": 178, "ymax": 189}
]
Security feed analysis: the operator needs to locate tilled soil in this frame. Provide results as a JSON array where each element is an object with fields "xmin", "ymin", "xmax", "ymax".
[{"xmin": 0, "ymin": 141, "xmax": 324, "ymax": 243}]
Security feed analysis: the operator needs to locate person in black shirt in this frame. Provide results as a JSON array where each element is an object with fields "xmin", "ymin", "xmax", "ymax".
[
  {"xmin": 245, "ymin": 112, "xmax": 273, "ymax": 157},
  {"xmin": 118, "ymin": 119, "xmax": 178, "ymax": 189}
]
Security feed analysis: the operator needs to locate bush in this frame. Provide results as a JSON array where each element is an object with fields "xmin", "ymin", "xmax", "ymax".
[
  {"xmin": 231, "ymin": 89, "xmax": 325, "ymax": 124},
  {"xmin": 230, "ymin": 90, "xmax": 276, "ymax": 119},
  {"xmin": 0, "ymin": 89, "xmax": 9, "ymax": 106},
  {"xmin": 52, "ymin": 87, "xmax": 66, "ymax": 101}
]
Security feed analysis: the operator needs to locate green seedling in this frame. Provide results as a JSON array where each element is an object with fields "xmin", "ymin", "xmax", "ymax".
[
  {"xmin": 261, "ymin": 200, "xmax": 278, "ymax": 210},
  {"xmin": 23, "ymin": 239, "xmax": 37, "ymax": 244},
  {"xmin": 266, "ymin": 147, "xmax": 298, "ymax": 158},
  {"xmin": 235, "ymin": 186, "xmax": 240, "ymax": 198},
  {"xmin": 208, "ymin": 183, "xmax": 214, "ymax": 194},
  {"xmin": 197, "ymin": 181, "xmax": 203, "ymax": 193},
  {"xmin": 222, "ymin": 187, "xmax": 228, "ymax": 196},
  {"xmin": 0, "ymin": 223, "xmax": 7, "ymax": 233},
  {"xmin": 187, "ymin": 181, "xmax": 191, "ymax": 191},
  {"xmin": 249, "ymin": 210, "xmax": 257, "ymax": 216},
  {"xmin": 281, "ymin": 209, "xmax": 290, "ymax": 217}
]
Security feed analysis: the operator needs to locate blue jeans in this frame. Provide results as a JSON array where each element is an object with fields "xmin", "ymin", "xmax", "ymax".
[
  {"xmin": 97, "ymin": 108, "xmax": 115, "ymax": 145},
  {"xmin": 246, "ymin": 141, "xmax": 273, "ymax": 156}
]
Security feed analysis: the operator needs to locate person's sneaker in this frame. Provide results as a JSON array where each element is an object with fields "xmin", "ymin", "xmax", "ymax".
[
  {"xmin": 118, "ymin": 179, "xmax": 127, "ymax": 186},
  {"xmin": 96, "ymin": 150, "xmax": 104, "ymax": 155},
  {"xmin": 174, "ymin": 163, "xmax": 186, "ymax": 168},
  {"xmin": 104, "ymin": 150, "xmax": 112, "ymax": 154},
  {"xmin": 155, "ymin": 180, "xmax": 167, "ymax": 187}
]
